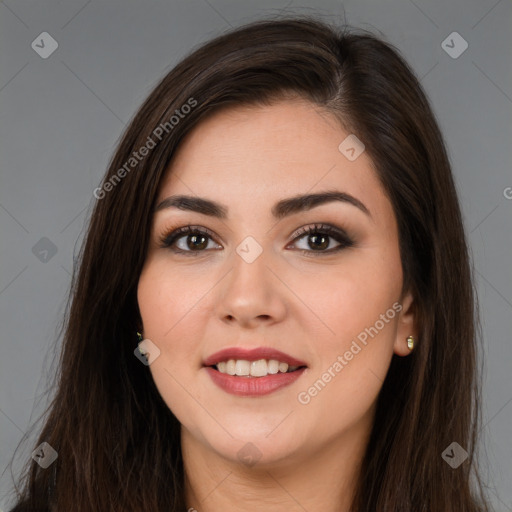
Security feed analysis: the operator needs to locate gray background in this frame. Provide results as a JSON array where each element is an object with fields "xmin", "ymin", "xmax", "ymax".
[{"xmin": 0, "ymin": 0, "xmax": 511, "ymax": 510}]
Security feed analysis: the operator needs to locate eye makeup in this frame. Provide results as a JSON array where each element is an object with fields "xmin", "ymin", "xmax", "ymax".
[{"xmin": 157, "ymin": 222, "xmax": 355, "ymax": 257}]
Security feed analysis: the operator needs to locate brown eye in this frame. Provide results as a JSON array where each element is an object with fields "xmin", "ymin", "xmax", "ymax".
[
  {"xmin": 160, "ymin": 225, "xmax": 220, "ymax": 255},
  {"xmin": 289, "ymin": 223, "xmax": 354, "ymax": 255},
  {"xmin": 185, "ymin": 233, "xmax": 209, "ymax": 251}
]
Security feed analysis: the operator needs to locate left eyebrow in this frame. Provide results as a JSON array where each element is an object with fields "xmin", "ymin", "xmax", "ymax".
[{"xmin": 154, "ymin": 190, "xmax": 372, "ymax": 220}]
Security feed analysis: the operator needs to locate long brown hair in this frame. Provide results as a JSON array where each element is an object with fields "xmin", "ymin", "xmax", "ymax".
[{"xmin": 7, "ymin": 16, "xmax": 491, "ymax": 511}]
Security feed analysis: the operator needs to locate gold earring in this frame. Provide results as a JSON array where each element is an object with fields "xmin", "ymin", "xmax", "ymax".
[{"xmin": 406, "ymin": 335, "xmax": 415, "ymax": 351}]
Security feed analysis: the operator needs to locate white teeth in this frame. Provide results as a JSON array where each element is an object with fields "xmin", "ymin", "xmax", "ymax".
[
  {"xmin": 226, "ymin": 359, "xmax": 236, "ymax": 375},
  {"xmin": 250, "ymin": 359, "xmax": 268, "ymax": 377},
  {"xmin": 267, "ymin": 359, "xmax": 279, "ymax": 374},
  {"xmin": 235, "ymin": 360, "xmax": 250, "ymax": 376},
  {"xmin": 214, "ymin": 358, "xmax": 302, "ymax": 377}
]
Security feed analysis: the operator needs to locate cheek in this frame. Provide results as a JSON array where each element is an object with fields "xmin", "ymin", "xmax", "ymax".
[
  {"xmin": 137, "ymin": 260, "xmax": 214, "ymax": 420},
  {"xmin": 294, "ymin": 249, "xmax": 402, "ymax": 354},
  {"xmin": 137, "ymin": 258, "xmax": 208, "ymax": 345},
  {"xmin": 295, "ymin": 291, "xmax": 398, "ymax": 440},
  {"xmin": 292, "ymin": 250, "xmax": 401, "ymax": 421}
]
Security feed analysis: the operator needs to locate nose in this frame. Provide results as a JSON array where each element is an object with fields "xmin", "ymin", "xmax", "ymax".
[{"xmin": 215, "ymin": 241, "xmax": 287, "ymax": 328}]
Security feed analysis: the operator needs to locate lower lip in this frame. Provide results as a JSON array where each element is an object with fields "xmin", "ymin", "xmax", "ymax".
[{"xmin": 204, "ymin": 366, "xmax": 306, "ymax": 396}]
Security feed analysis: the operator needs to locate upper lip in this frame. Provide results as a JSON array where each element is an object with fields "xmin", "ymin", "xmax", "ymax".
[{"xmin": 203, "ymin": 347, "xmax": 308, "ymax": 367}]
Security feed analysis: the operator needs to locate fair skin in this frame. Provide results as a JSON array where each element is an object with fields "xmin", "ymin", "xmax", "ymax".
[{"xmin": 137, "ymin": 98, "xmax": 416, "ymax": 511}]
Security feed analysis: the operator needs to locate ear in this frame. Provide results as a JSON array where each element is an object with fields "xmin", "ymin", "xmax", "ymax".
[{"xmin": 393, "ymin": 290, "xmax": 417, "ymax": 357}]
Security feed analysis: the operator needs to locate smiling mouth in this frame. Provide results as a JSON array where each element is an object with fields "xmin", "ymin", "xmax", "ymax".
[{"xmin": 208, "ymin": 358, "xmax": 307, "ymax": 378}]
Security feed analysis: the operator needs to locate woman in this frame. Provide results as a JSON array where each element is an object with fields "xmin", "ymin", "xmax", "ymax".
[{"xmin": 7, "ymin": 16, "xmax": 491, "ymax": 511}]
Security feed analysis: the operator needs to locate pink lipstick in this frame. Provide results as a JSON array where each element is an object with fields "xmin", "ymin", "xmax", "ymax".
[{"xmin": 203, "ymin": 347, "xmax": 307, "ymax": 397}]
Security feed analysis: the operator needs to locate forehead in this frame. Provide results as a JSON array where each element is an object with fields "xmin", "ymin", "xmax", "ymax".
[{"xmin": 157, "ymin": 99, "xmax": 390, "ymax": 221}]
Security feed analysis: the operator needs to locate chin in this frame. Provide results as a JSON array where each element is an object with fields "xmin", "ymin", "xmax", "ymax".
[{"xmin": 200, "ymin": 423, "xmax": 307, "ymax": 469}]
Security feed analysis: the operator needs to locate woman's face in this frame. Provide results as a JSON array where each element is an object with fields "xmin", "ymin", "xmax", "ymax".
[{"xmin": 137, "ymin": 98, "xmax": 415, "ymax": 467}]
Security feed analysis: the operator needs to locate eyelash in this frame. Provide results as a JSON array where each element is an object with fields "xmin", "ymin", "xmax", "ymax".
[{"xmin": 158, "ymin": 223, "xmax": 354, "ymax": 257}]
